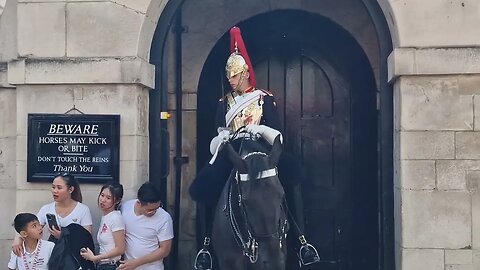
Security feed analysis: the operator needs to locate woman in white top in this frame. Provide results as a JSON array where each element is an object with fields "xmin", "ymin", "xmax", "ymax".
[
  {"xmin": 12, "ymin": 172, "xmax": 93, "ymax": 255},
  {"xmin": 80, "ymin": 182, "xmax": 125, "ymax": 270}
]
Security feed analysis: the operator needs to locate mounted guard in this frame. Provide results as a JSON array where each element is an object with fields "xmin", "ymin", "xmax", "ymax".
[{"xmin": 190, "ymin": 26, "xmax": 320, "ymax": 270}]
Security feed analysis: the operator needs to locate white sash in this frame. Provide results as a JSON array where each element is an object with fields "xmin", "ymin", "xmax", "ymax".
[{"xmin": 225, "ymin": 90, "xmax": 265, "ymax": 128}]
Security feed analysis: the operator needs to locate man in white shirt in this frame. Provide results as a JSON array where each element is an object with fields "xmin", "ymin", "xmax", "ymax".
[{"xmin": 118, "ymin": 182, "xmax": 174, "ymax": 270}]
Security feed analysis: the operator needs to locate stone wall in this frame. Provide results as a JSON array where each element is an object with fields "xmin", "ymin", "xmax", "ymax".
[
  {"xmin": 390, "ymin": 49, "xmax": 480, "ymax": 269},
  {"xmin": 384, "ymin": 1, "xmax": 480, "ymax": 269},
  {"xmin": 0, "ymin": 0, "xmax": 16, "ymax": 265},
  {"xmin": 0, "ymin": 0, "xmax": 163, "ymax": 266}
]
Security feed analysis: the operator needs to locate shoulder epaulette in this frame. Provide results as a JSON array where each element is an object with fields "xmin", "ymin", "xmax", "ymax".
[{"xmin": 259, "ymin": 89, "xmax": 274, "ymax": 96}]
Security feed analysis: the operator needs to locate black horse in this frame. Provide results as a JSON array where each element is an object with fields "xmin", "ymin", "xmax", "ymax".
[{"xmin": 212, "ymin": 135, "xmax": 288, "ymax": 270}]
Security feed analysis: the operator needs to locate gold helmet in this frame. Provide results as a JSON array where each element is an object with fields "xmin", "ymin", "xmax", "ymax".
[
  {"xmin": 226, "ymin": 27, "xmax": 256, "ymax": 86},
  {"xmin": 225, "ymin": 46, "xmax": 248, "ymax": 80}
]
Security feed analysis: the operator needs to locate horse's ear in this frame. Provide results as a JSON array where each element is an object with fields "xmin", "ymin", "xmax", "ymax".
[
  {"xmin": 268, "ymin": 135, "xmax": 283, "ymax": 166},
  {"xmin": 226, "ymin": 143, "xmax": 248, "ymax": 173}
]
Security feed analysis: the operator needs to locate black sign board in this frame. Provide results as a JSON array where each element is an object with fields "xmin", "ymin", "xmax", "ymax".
[{"xmin": 27, "ymin": 114, "xmax": 120, "ymax": 183}]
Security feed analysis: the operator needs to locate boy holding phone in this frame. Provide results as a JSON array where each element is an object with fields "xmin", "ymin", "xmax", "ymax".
[{"xmin": 8, "ymin": 213, "xmax": 55, "ymax": 270}]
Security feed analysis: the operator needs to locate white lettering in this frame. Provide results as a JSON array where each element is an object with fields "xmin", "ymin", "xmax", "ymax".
[
  {"xmin": 92, "ymin": 157, "xmax": 109, "ymax": 163},
  {"xmin": 38, "ymin": 137, "xmax": 68, "ymax": 144},
  {"xmin": 37, "ymin": 156, "xmax": 52, "ymax": 162},
  {"xmin": 48, "ymin": 124, "xmax": 57, "ymax": 134},
  {"xmin": 70, "ymin": 145, "xmax": 88, "ymax": 153},
  {"xmin": 79, "ymin": 165, "xmax": 93, "ymax": 172},
  {"xmin": 88, "ymin": 138, "xmax": 107, "ymax": 144},
  {"xmin": 47, "ymin": 124, "xmax": 100, "ymax": 135},
  {"xmin": 53, "ymin": 164, "xmax": 77, "ymax": 172},
  {"xmin": 91, "ymin": 125, "xmax": 98, "ymax": 134},
  {"xmin": 69, "ymin": 137, "xmax": 85, "ymax": 144}
]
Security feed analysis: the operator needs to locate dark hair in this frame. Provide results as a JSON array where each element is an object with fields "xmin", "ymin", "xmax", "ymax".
[
  {"xmin": 137, "ymin": 182, "xmax": 162, "ymax": 205},
  {"xmin": 13, "ymin": 213, "xmax": 39, "ymax": 233},
  {"xmin": 54, "ymin": 172, "xmax": 82, "ymax": 202},
  {"xmin": 98, "ymin": 182, "xmax": 124, "ymax": 210}
]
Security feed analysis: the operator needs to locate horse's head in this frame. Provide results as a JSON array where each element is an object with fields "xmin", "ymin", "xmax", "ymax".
[{"xmin": 226, "ymin": 135, "xmax": 288, "ymax": 269}]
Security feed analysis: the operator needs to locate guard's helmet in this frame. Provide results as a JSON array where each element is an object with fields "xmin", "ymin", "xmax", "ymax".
[
  {"xmin": 225, "ymin": 27, "xmax": 256, "ymax": 87},
  {"xmin": 225, "ymin": 50, "xmax": 248, "ymax": 80}
]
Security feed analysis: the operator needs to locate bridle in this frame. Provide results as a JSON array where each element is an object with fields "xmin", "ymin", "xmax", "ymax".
[{"xmin": 224, "ymin": 133, "xmax": 288, "ymax": 263}]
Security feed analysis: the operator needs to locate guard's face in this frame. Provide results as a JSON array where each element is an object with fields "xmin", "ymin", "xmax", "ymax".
[
  {"xmin": 228, "ymin": 73, "xmax": 242, "ymax": 89},
  {"xmin": 229, "ymin": 72, "xmax": 249, "ymax": 92}
]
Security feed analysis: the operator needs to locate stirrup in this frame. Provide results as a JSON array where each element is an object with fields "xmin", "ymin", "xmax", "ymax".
[
  {"xmin": 194, "ymin": 248, "xmax": 212, "ymax": 270},
  {"xmin": 298, "ymin": 243, "xmax": 320, "ymax": 267},
  {"xmin": 194, "ymin": 237, "xmax": 212, "ymax": 270},
  {"xmin": 297, "ymin": 235, "xmax": 320, "ymax": 267}
]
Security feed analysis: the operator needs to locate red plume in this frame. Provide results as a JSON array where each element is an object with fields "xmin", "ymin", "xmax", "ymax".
[{"xmin": 229, "ymin": 26, "xmax": 256, "ymax": 87}]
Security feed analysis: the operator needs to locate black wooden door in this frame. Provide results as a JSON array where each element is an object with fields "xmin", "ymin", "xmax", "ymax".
[
  {"xmin": 255, "ymin": 48, "xmax": 350, "ymax": 270},
  {"xmin": 196, "ymin": 10, "xmax": 379, "ymax": 270}
]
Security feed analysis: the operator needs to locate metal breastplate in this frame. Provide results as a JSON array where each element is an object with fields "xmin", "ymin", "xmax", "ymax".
[{"xmin": 226, "ymin": 92, "xmax": 263, "ymax": 131}]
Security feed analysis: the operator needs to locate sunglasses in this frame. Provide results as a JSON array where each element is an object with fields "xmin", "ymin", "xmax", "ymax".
[{"xmin": 55, "ymin": 172, "xmax": 73, "ymax": 177}]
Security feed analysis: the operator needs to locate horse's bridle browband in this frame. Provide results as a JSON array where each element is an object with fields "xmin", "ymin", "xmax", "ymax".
[
  {"xmin": 236, "ymin": 151, "xmax": 277, "ymax": 181},
  {"xmin": 242, "ymin": 151, "xmax": 267, "ymax": 159}
]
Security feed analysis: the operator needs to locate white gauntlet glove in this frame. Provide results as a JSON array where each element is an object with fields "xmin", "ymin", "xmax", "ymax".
[
  {"xmin": 209, "ymin": 128, "xmax": 231, "ymax": 155},
  {"xmin": 209, "ymin": 128, "xmax": 232, "ymax": 164},
  {"xmin": 245, "ymin": 124, "xmax": 283, "ymax": 145}
]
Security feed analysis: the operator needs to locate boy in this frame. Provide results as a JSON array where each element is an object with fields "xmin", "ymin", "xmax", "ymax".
[{"xmin": 8, "ymin": 213, "xmax": 55, "ymax": 270}]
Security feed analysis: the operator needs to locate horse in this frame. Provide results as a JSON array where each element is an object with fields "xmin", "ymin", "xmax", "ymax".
[{"xmin": 211, "ymin": 134, "xmax": 289, "ymax": 270}]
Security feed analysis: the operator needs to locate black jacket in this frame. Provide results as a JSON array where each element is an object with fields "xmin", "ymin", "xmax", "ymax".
[{"xmin": 48, "ymin": 223, "xmax": 95, "ymax": 270}]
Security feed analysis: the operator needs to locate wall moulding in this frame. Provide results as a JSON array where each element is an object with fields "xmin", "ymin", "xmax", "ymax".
[
  {"xmin": 388, "ymin": 47, "xmax": 480, "ymax": 83},
  {"xmin": 7, "ymin": 57, "xmax": 155, "ymax": 88}
]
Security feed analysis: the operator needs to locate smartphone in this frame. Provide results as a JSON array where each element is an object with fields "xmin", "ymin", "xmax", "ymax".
[{"xmin": 46, "ymin": 213, "xmax": 60, "ymax": 230}]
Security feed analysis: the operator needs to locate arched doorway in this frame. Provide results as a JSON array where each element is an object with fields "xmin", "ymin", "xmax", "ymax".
[
  {"xmin": 150, "ymin": 0, "xmax": 393, "ymax": 269},
  {"xmin": 198, "ymin": 10, "xmax": 378, "ymax": 270}
]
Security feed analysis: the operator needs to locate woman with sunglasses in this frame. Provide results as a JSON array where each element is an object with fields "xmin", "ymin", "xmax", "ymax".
[
  {"xmin": 12, "ymin": 172, "xmax": 93, "ymax": 255},
  {"xmin": 80, "ymin": 182, "xmax": 125, "ymax": 270}
]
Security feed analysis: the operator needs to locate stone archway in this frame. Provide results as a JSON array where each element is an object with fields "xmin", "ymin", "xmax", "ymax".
[{"xmin": 148, "ymin": 0, "xmax": 394, "ymax": 269}]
